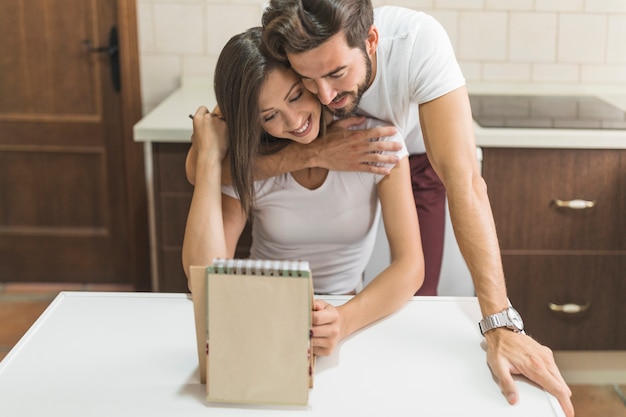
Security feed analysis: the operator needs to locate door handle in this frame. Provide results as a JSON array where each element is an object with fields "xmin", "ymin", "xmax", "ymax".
[
  {"xmin": 548, "ymin": 302, "xmax": 590, "ymax": 315},
  {"xmin": 83, "ymin": 26, "xmax": 120, "ymax": 92},
  {"xmin": 552, "ymin": 198, "xmax": 596, "ymax": 209}
]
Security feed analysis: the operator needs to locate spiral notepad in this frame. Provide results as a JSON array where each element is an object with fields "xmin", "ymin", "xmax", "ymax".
[{"xmin": 189, "ymin": 259, "xmax": 313, "ymax": 406}]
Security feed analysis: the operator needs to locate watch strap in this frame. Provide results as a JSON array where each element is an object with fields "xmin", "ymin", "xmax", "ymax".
[{"xmin": 479, "ymin": 307, "xmax": 524, "ymax": 336}]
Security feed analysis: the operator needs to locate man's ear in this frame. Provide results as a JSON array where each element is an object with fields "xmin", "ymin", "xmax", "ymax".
[{"xmin": 365, "ymin": 25, "xmax": 379, "ymax": 57}]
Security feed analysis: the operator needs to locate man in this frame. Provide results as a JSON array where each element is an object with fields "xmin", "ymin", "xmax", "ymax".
[{"xmin": 258, "ymin": 0, "xmax": 574, "ymax": 415}]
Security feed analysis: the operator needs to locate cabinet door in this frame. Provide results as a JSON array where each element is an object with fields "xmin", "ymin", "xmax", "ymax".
[
  {"xmin": 483, "ymin": 148, "xmax": 626, "ymax": 350},
  {"xmin": 504, "ymin": 255, "xmax": 624, "ymax": 350},
  {"xmin": 482, "ymin": 148, "xmax": 625, "ymax": 251}
]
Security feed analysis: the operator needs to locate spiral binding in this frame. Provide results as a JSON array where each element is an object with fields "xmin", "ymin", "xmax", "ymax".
[{"xmin": 209, "ymin": 258, "xmax": 310, "ymax": 277}]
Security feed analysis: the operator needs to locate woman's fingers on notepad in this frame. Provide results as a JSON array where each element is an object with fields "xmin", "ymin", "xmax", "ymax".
[{"xmin": 310, "ymin": 300, "xmax": 341, "ymax": 356}]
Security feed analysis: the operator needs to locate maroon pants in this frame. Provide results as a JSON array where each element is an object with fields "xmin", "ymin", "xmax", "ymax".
[{"xmin": 409, "ymin": 153, "xmax": 446, "ymax": 296}]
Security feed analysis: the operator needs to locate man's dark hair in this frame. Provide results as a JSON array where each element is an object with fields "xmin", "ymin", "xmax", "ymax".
[{"xmin": 262, "ymin": 0, "xmax": 374, "ymax": 63}]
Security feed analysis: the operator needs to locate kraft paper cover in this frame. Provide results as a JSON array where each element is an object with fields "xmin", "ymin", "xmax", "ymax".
[{"xmin": 190, "ymin": 261, "xmax": 313, "ymax": 405}]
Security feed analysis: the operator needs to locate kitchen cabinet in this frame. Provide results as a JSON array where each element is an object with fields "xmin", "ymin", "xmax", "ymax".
[
  {"xmin": 482, "ymin": 148, "xmax": 626, "ymax": 350},
  {"xmin": 151, "ymin": 143, "xmax": 251, "ymax": 292}
]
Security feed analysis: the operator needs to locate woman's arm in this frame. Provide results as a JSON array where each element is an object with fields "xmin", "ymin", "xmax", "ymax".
[
  {"xmin": 182, "ymin": 107, "xmax": 247, "ymax": 285},
  {"xmin": 311, "ymin": 155, "xmax": 424, "ymax": 355}
]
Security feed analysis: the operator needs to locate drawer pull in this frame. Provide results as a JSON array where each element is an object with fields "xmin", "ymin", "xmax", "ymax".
[
  {"xmin": 552, "ymin": 199, "xmax": 596, "ymax": 209},
  {"xmin": 548, "ymin": 302, "xmax": 590, "ymax": 314}
]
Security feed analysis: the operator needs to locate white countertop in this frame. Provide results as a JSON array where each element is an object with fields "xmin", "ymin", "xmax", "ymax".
[
  {"xmin": 133, "ymin": 79, "xmax": 626, "ymax": 149},
  {"xmin": 133, "ymin": 77, "xmax": 216, "ymax": 142},
  {"xmin": 0, "ymin": 292, "xmax": 564, "ymax": 416}
]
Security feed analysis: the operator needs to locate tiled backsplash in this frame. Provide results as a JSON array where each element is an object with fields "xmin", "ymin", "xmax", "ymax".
[{"xmin": 137, "ymin": 0, "xmax": 626, "ymax": 113}]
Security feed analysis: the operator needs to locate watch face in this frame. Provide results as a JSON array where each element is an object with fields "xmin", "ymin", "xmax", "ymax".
[{"xmin": 507, "ymin": 307, "xmax": 524, "ymax": 331}]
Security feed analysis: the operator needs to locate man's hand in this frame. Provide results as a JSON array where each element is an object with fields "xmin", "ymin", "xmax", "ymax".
[
  {"xmin": 485, "ymin": 329, "xmax": 574, "ymax": 417},
  {"xmin": 310, "ymin": 116, "xmax": 401, "ymax": 175},
  {"xmin": 310, "ymin": 299, "xmax": 343, "ymax": 356}
]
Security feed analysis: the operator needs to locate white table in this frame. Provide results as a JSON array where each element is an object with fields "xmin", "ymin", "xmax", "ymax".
[{"xmin": 0, "ymin": 293, "xmax": 564, "ymax": 416}]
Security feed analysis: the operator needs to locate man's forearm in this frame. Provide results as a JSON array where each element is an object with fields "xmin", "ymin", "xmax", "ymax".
[
  {"xmin": 447, "ymin": 176, "xmax": 509, "ymax": 317},
  {"xmin": 220, "ymin": 121, "xmax": 402, "ymax": 185},
  {"xmin": 256, "ymin": 143, "xmax": 316, "ymax": 179},
  {"xmin": 220, "ymin": 143, "xmax": 314, "ymax": 185}
]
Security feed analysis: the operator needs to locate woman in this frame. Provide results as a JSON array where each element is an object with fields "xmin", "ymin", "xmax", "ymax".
[{"xmin": 182, "ymin": 27, "xmax": 423, "ymax": 356}]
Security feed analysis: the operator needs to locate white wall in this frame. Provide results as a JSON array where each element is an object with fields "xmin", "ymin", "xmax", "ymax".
[{"xmin": 136, "ymin": 0, "xmax": 626, "ymax": 113}]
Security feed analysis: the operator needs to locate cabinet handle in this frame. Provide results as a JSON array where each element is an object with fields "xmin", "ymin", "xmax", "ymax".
[
  {"xmin": 552, "ymin": 199, "xmax": 596, "ymax": 209},
  {"xmin": 548, "ymin": 302, "xmax": 590, "ymax": 315}
]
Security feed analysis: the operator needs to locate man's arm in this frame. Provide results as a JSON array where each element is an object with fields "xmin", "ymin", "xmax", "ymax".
[
  {"xmin": 185, "ymin": 115, "xmax": 400, "ymax": 186},
  {"xmin": 419, "ymin": 86, "xmax": 574, "ymax": 417}
]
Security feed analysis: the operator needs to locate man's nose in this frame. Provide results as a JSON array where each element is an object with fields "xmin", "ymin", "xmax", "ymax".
[{"xmin": 314, "ymin": 80, "xmax": 335, "ymax": 106}]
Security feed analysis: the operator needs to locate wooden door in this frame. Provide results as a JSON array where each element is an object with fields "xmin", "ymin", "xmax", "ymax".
[{"xmin": 0, "ymin": 0, "xmax": 149, "ymax": 287}]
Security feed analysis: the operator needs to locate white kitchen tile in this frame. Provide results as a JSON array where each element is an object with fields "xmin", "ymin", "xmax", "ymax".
[
  {"xmin": 483, "ymin": 62, "xmax": 531, "ymax": 81},
  {"xmin": 485, "ymin": 0, "xmax": 533, "ymax": 10},
  {"xmin": 607, "ymin": 15, "xmax": 626, "ymax": 63},
  {"xmin": 435, "ymin": 0, "xmax": 483, "ymax": 9},
  {"xmin": 427, "ymin": 11, "xmax": 458, "ymax": 53},
  {"xmin": 230, "ymin": 0, "xmax": 266, "ymax": 5},
  {"xmin": 509, "ymin": 13, "xmax": 557, "ymax": 62},
  {"xmin": 581, "ymin": 64, "xmax": 626, "ymax": 84},
  {"xmin": 206, "ymin": 5, "xmax": 262, "ymax": 55},
  {"xmin": 137, "ymin": 3, "xmax": 156, "ymax": 53},
  {"xmin": 532, "ymin": 63, "xmax": 580, "ymax": 83},
  {"xmin": 385, "ymin": 0, "xmax": 434, "ymax": 9},
  {"xmin": 153, "ymin": 4, "xmax": 204, "ymax": 54},
  {"xmin": 458, "ymin": 11, "xmax": 508, "ymax": 60},
  {"xmin": 182, "ymin": 55, "xmax": 216, "ymax": 78},
  {"xmin": 558, "ymin": 14, "xmax": 607, "ymax": 63},
  {"xmin": 584, "ymin": 0, "xmax": 626, "ymax": 13},
  {"xmin": 535, "ymin": 0, "xmax": 584, "ymax": 12},
  {"xmin": 458, "ymin": 61, "xmax": 483, "ymax": 81},
  {"xmin": 140, "ymin": 55, "xmax": 182, "ymax": 114}
]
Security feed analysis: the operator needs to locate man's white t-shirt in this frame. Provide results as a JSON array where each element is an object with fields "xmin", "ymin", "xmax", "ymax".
[
  {"xmin": 358, "ymin": 6, "xmax": 466, "ymax": 154},
  {"xmin": 222, "ymin": 118, "xmax": 407, "ymax": 294}
]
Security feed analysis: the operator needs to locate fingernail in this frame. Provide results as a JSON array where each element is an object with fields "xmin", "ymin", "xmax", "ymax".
[
  {"xmin": 309, "ymin": 329, "xmax": 313, "ymax": 339},
  {"xmin": 506, "ymin": 392, "xmax": 517, "ymax": 404}
]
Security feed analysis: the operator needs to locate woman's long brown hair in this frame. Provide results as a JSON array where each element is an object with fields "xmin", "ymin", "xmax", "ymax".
[
  {"xmin": 213, "ymin": 27, "xmax": 325, "ymax": 213},
  {"xmin": 214, "ymin": 27, "xmax": 287, "ymax": 213}
]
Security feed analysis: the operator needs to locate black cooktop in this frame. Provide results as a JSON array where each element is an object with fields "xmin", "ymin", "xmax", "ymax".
[{"xmin": 469, "ymin": 95, "xmax": 626, "ymax": 129}]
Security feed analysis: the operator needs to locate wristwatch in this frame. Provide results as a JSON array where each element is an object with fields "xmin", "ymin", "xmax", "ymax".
[{"xmin": 479, "ymin": 306, "xmax": 524, "ymax": 335}]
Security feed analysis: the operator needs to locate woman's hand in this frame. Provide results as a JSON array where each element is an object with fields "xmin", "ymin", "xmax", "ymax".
[
  {"xmin": 310, "ymin": 299, "xmax": 343, "ymax": 356},
  {"xmin": 191, "ymin": 105, "xmax": 228, "ymax": 162},
  {"xmin": 186, "ymin": 106, "xmax": 228, "ymax": 185}
]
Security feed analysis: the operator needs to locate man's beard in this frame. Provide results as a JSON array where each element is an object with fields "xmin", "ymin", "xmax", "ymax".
[{"xmin": 327, "ymin": 51, "xmax": 372, "ymax": 118}]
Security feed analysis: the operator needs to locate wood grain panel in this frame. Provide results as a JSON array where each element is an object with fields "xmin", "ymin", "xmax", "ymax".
[
  {"xmin": 483, "ymin": 148, "xmax": 626, "ymax": 251},
  {"xmin": 0, "ymin": 148, "xmax": 106, "ymax": 230},
  {"xmin": 504, "ymin": 255, "xmax": 624, "ymax": 350},
  {"xmin": 0, "ymin": 0, "xmax": 100, "ymax": 120},
  {"xmin": 154, "ymin": 143, "xmax": 194, "ymax": 193}
]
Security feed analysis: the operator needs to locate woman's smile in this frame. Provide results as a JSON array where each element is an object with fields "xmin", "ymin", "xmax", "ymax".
[{"xmin": 289, "ymin": 115, "xmax": 312, "ymax": 136}]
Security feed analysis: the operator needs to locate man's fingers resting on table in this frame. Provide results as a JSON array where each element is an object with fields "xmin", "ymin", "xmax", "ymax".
[{"xmin": 486, "ymin": 330, "xmax": 574, "ymax": 417}]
